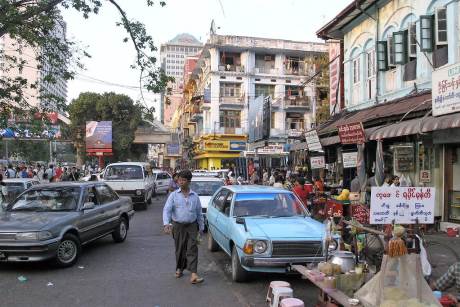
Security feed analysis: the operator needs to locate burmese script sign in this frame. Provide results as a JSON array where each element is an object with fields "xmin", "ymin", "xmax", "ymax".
[
  {"xmin": 370, "ymin": 187, "xmax": 435, "ymax": 224},
  {"xmin": 338, "ymin": 122, "xmax": 365, "ymax": 144},
  {"xmin": 432, "ymin": 61, "xmax": 460, "ymax": 116}
]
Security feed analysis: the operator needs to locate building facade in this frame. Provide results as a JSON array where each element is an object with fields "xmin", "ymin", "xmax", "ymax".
[
  {"xmin": 317, "ymin": 0, "xmax": 460, "ymax": 228},
  {"xmin": 159, "ymin": 33, "xmax": 202, "ymax": 126},
  {"xmin": 175, "ymin": 34, "xmax": 328, "ymax": 171}
]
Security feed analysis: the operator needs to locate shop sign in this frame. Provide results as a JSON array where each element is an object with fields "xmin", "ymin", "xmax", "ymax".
[
  {"xmin": 257, "ymin": 145, "xmax": 284, "ymax": 155},
  {"xmin": 338, "ymin": 122, "xmax": 365, "ymax": 144},
  {"xmin": 370, "ymin": 187, "xmax": 436, "ymax": 224},
  {"xmin": 229, "ymin": 141, "xmax": 246, "ymax": 151},
  {"xmin": 342, "ymin": 152, "xmax": 358, "ymax": 168},
  {"xmin": 310, "ymin": 156, "xmax": 325, "ymax": 169},
  {"xmin": 166, "ymin": 143, "xmax": 180, "ymax": 156},
  {"xmin": 305, "ymin": 130, "xmax": 322, "ymax": 151},
  {"xmin": 419, "ymin": 170, "xmax": 431, "ymax": 183},
  {"xmin": 203, "ymin": 140, "xmax": 229, "ymax": 151},
  {"xmin": 394, "ymin": 145, "xmax": 415, "ymax": 172},
  {"xmin": 432, "ymin": 61, "xmax": 460, "ymax": 116},
  {"xmin": 287, "ymin": 129, "xmax": 304, "ymax": 137}
]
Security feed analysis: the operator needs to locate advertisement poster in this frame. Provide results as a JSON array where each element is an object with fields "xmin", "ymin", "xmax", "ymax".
[
  {"xmin": 342, "ymin": 152, "xmax": 358, "ymax": 168},
  {"xmin": 338, "ymin": 122, "xmax": 366, "ymax": 144},
  {"xmin": 432, "ymin": 62, "xmax": 460, "ymax": 116},
  {"xmin": 86, "ymin": 121, "xmax": 112, "ymax": 152},
  {"xmin": 166, "ymin": 144, "xmax": 180, "ymax": 156},
  {"xmin": 305, "ymin": 130, "xmax": 323, "ymax": 152},
  {"xmin": 310, "ymin": 156, "xmax": 325, "ymax": 169},
  {"xmin": 370, "ymin": 187, "xmax": 435, "ymax": 224}
]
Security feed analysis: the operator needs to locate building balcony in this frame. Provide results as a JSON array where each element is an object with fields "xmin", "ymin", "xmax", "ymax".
[
  {"xmin": 283, "ymin": 67, "xmax": 310, "ymax": 76},
  {"xmin": 218, "ymin": 65, "xmax": 245, "ymax": 73},
  {"xmin": 219, "ymin": 96, "xmax": 245, "ymax": 108},
  {"xmin": 253, "ymin": 67, "xmax": 279, "ymax": 75},
  {"xmin": 284, "ymin": 96, "xmax": 310, "ymax": 110}
]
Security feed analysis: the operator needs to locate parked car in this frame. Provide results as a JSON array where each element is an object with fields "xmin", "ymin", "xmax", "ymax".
[
  {"xmin": 206, "ymin": 185, "xmax": 329, "ymax": 282},
  {"xmin": 102, "ymin": 162, "xmax": 154, "ymax": 210},
  {"xmin": 3, "ymin": 178, "xmax": 40, "ymax": 203},
  {"xmin": 152, "ymin": 170, "xmax": 172, "ymax": 195},
  {"xmin": 0, "ymin": 182, "xmax": 134, "ymax": 267},
  {"xmin": 190, "ymin": 176, "xmax": 224, "ymax": 226}
]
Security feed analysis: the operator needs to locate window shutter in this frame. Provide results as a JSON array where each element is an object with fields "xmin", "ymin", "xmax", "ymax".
[
  {"xmin": 387, "ymin": 35, "xmax": 396, "ymax": 67},
  {"xmin": 394, "ymin": 30, "xmax": 408, "ymax": 65},
  {"xmin": 377, "ymin": 41, "xmax": 388, "ymax": 71},
  {"xmin": 420, "ymin": 15, "xmax": 434, "ymax": 52},
  {"xmin": 408, "ymin": 23, "xmax": 417, "ymax": 58},
  {"xmin": 435, "ymin": 7, "xmax": 448, "ymax": 45}
]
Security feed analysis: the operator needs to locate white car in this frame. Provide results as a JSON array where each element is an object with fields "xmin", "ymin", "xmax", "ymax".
[
  {"xmin": 152, "ymin": 170, "xmax": 172, "ymax": 195},
  {"xmin": 190, "ymin": 176, "xmax": 224, "ymax": 226},
  {"xmin": 101, "ymin": 162, "xmax": 154, "ymax": 210}
]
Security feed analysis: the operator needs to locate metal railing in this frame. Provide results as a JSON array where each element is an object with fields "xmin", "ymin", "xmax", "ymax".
[
  {"xmin": 284, "ymin": 96, "xmax": 310, "ymax": 108},
  {"xmin": 219, "ymin": 96, "xmax": 244, "ymax": 104}
]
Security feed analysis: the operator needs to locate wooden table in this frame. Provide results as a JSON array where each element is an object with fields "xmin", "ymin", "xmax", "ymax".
[{"xmin": 292, "ymin": 265, "xmax": 363, "ymax": 307}]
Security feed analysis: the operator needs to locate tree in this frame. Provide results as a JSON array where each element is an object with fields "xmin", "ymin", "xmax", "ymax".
[
  {"xmin": 68, "ymin": 91, "xmax": 146, "ymax": 163},
  {"xmin": 0, "ymin": 1, "xmax": 172, "ymax": 133}
]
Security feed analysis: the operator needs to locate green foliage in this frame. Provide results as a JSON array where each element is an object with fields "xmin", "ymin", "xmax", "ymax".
[
  {"xmin": 0, "ymin": 0, "xmax": 173, "ymax": 131},
  {"xmin": 68, "ymin": 92, "xmax": 146, "ymax": 161}
]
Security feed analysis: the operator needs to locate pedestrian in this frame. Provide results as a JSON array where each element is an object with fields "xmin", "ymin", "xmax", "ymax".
[
  {"xmin": 430, "ymin": 262, "xmax": 460, "ymax": 304},
  {"xmin": 350, "ymin": 174, "xmax": 360, "ymax": 193},
  {"xmin": 15, "ymin": 166, "xmax": 21, "ymax": 178},
  {"xmin": 55, "ymin": 164, "xmax": 63, "ymax": 182},
  {"xmin": 4, "ymin": 164, "xmax": 16, "ymax": 179},
  {"xmin": 382, "ymin": 174, "xmax": 392, "ymax": 187},
  {"xmin": 273, "ymin": 175, "xmax": 284, "ymax": 188},
  {"xmin": 162, "ymin": 170, "xmax": 204, "ymax": 284},
  {"xmin": 314, "ymin": 176, "xmax": 325, "ymax": 192},
  {"xmin": 68, "ymin": 167, "xmax": 80, "ymax": 181},
  {"xmin": 390, "ymin": 175, "xmax": 400, "ymax": 187},
  {"xmin": 19, "ymin": 166, "xmax": 28, "ymax": 178},
  {"xmin": 262, "ymin": 169, "xmax": 269, "ymax": 186},
  {"xmin": 168, "ymin": 173, "xmax": 179, "ymax": 193},
  {"xmin": 269, "ymin": 172, "xmax": 276, "ymax": 186},
  {"xmin": 45, "ymin": 164, "xmax": 55, "ymax": 182},
  {"xmin": 250, "ymin": 169, "xmax": 259, "ymax": 185},
  {"xmin": 36, "ymin": 164, "xmax": 44, "ymax": 182},
  {"xmin": 293, "ymin": 177, "xmax": 309, "ymax": 207},
  {"xmin": 32, "ymin": 171, "xmax": 39, "ymax": 181},
  {"xmin": 0, "ymin": 173, "xmax": 6, "ymax": 206}
]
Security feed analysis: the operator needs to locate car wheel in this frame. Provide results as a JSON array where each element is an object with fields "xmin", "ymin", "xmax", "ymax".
[
  {"xmin": 231, "ymin": 246, "xmax": 248, "ymax": 282},
  {"xmin": 112, "ymin": 217, "xmax": 128, "ymax": 243},
  {"xmin": 207, "ymin": 230, "xmax": 219, "ymax": 252},
  {"xmin": 135, "ymin": 202, "xmax": 148, "ymax": 210},
  {"xmin": 55, "ymin": 233, "xmax": 81, "ymax": 268}
]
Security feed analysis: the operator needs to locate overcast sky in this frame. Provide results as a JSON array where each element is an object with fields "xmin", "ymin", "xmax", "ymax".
[{"xmin": 62, "ymin": 0, "xmax": 351, "ymax": 117}]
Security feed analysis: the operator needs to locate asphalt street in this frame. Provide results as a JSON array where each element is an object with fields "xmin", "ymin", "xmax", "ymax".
[{"xmin": 0, "ymin": 195, "xmax": 317, "ymax": 307}]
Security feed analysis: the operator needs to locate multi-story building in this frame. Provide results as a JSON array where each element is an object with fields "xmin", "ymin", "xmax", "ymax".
[
  {"xmin": 0, "ymin": 19, "xmax": 68, "ymax": 113},
  {"xmin": 159, "ymin": 33, "xmax": 202, "ymax": 126},
  {"xmin": 176, "ymin": 34, "xmax": 328, "ymax": 170},
  {"xmin": 316, "ymin": 0, "xmax": 460, "ymax": 228}
]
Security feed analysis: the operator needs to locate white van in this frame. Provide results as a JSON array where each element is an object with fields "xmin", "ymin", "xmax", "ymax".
[
  {"xmin": 102, "ymin": 162, "xmax": 154, "ymax": 210},
  {"xmin": 152, "ymin": 170, "xmax": 172, "ymax": 195}
]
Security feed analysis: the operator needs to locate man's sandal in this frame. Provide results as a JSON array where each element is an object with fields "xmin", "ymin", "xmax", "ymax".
[
  {"xmin": 175, "ymin": 271, "xmax": 183, "ymax": 278},
  {"xmin": 190, "ymin": 277, "xmax": 204, "ymax": 284}
]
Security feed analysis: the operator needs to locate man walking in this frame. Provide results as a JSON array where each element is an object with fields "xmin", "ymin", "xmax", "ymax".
[{"xmin": 163, "ymin": 170, "xmax": 204, "ymax": 284}]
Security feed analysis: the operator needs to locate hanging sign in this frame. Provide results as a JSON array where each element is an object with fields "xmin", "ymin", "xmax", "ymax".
[
  {"xmin": 305, "ymin": 130, "xmax": 322, "ymax": 151},
  {"xmin": 342, "ymin": 152, "xmax": 358, "ymax": 168},
  {"xmin": 338, "ymin": 122, "xmax": 366, "ymax": 144},
  {"xmin": 370, "ymin": 187, "xmax": 435, "ymax": 224},
  {"xmin": 432, "ymin": 61, "xmax": 460, "ymax": 116},
  {"xmin": 310, "ymin": 156, "xmax": 325, "ymax": 169}
]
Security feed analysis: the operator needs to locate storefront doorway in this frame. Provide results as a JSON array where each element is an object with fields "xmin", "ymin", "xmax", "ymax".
[{"xmin": 445, "ymin": 145, "xmax": 460, "ymax": 222}]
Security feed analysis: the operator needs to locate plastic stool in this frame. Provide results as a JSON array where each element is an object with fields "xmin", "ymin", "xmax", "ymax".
[
  {"xmin": 280, "ymin": 298, "xmax": 304, "ymax": 307},
  {"xmin": 266, "ymin": 281, "xmax": 291, "ymax": 302},
  {"xmin": 270, "ymin": 287, "xmax": 293, "ymax": 307}
]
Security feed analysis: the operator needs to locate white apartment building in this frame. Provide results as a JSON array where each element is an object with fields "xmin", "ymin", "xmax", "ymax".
[{"xmin": 192, "ymin": 34, "xmax": 328, "ymax": 145}]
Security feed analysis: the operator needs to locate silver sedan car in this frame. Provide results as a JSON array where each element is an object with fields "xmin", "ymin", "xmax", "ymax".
[{"xmin": 0, "ymin": 182, "xmax": 134, "ymax": 267}]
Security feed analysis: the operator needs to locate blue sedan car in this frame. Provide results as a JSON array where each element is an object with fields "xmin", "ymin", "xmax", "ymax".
[{"xmin": 206, "ymin": 185, "xmax": 328, "ymax": 282}]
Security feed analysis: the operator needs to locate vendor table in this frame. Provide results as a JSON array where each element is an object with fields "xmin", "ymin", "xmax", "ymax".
[{"xmin": 292, "ymin": 264, "xmax": 363, "ymax": 307}]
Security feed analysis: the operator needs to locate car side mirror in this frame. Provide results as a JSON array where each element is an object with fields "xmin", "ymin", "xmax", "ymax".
[{"xmin": 82, "ymin": 202, "xmax": 95, "ymax": 210}]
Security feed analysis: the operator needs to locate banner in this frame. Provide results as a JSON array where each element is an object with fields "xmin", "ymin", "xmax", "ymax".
[
  {"xmin": 342, "ymin": 152, "xmax": 358, "ymax": 168},
  {"xmin": 338, "ymin": 122, "xmax": 365, "ymax": 144},
  {"xmin": 370, "ymin": 187, "xmax": 435, "ymax": 224},
  {"xmin": 305, "ymin": 130, "xmax": 322, "ymax": 151},
  {"xmin": 86, "ymin": 121, "xmax": 112, "ymax": 153},
  {"xmin": 310, "ymin": 156, "xmax": 325, "ymax": 169},
  {"xmin": 432, "ymin": 61, "xmax": 460, "ymax": 116}
]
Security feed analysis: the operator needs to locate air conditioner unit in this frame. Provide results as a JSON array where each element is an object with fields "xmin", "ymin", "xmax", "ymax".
[{"xmin": 264, "ymin": 55, "xmax": 272, "ymax": 61}]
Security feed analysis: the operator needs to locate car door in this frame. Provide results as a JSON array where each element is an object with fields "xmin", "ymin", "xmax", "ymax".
[
  {"xmin": 78, "ymin": 186, "xmax": 108, "ymax": 242},
  {"xmin": 215, "ymin": 192, "xmax": 234, "ymax": 254},
  {"xmin": 156, "ymin": 173, "xmax": 169, "ymax": 193},
  {"xmin": 207, "ymin": 189, "xmax": 228, "ymax": 244},
  {"xmin": 95, "ymin": 184, "xmax": 119, "ymax": 232}
]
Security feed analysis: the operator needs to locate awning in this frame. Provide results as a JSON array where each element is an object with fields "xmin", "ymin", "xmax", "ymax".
[{"xmin": 368, "ymin": 112, "xmax": 460, "ymax": 140}]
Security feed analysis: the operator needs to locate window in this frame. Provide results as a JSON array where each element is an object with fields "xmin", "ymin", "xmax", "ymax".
[
  {"xmin": 353, "ymin": 57, "xmax": 361, "ymax": 84},
  {"xmin": 285, "ymin": 85, "xmax": 302, "ymax": 97},
  {"xmin": 219, "ymin": 110, "xmax": 241, "ymax": 128},
  {"xmin": 420, "ymin": 15, "xmax": 434, "ymax": 52},
  {"xmin": 96, "ymin": 185, "xmax": 118, "ymax": 204},
  {"xmin": 387, "ymin": 35, "xmax": 396, "ymax": 67},
  {"xmin": 366, "ymin": 51, "xmax": 375, "ymax": 78},
  {"xmin": 377, "ymin": 41, "xmax": 388, "ymax": 71},
  {"xmin": 220, "ymin": 82, "xmax": 241, "ymax": 97},
  {"xmin": 271, "ymin": 112, "xmax": 276, "ymax": 129},
  {"xmin": 435, "ymin": 7, "xmax": 447, "ymax": 45},
  {"xmin": 393, "ymin": 30, "xmax": 408, "ymax": 64},
  {"xmin": 255, "ymin": 84, "xmax": 275, "ymax": 99},
  {"xmin": 408, "ymin": 22, "xmax": 417, "ymax": 58},
  {"xmin": 213, "ymin": 190, "xmax": 229, "ymax": 211}
]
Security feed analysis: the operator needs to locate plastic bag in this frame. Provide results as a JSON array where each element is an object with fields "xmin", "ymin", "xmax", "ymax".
[
  {"xmin": 355, "ymin": 254, "xmax": 441, "ymax": 307},
  {"xmin": 416, "ymin": 235, "xmax": 432, "ymax": 277}
]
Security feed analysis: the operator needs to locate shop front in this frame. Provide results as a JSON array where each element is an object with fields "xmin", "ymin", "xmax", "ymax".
[{"xmin": 193, "ymin": 135, "xmax": 247, "ymax": 170}]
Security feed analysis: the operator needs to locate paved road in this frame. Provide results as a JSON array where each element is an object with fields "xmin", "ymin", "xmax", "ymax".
[{"xmin": 0, "ymin": 195, "xmax": 317, "ymax": 307}]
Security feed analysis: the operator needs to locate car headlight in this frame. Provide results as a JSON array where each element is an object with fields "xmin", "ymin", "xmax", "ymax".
[
  {"xmin": 254, "ymin": 240, "xmax": 268, "ymax": 254},
  {"xmin": 243, "ymin": 239, "xmax": 268, "ymax": 255},
  {"xmin": 15, "ymin": 231, "xmax": 53, "ymax": 241},
  {"xmin": 135, "ymin": 189, "xmax": 144, "ymax": 196}
]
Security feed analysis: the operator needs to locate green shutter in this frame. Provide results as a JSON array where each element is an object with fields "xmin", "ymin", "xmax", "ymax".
[
  {"xmin": 394, "ymin": 30, "xmax": 408, "ymax": 65},
  {"xmin": 420, "ymin": 15, "xmax": 434, "ymax": 52},
  {"xmin": 376, "ymin": 41, "xmax": 388, "ymax": 71}
]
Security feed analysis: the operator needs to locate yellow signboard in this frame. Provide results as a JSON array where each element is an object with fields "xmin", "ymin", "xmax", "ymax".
[{"xmin": 202, "ymin": 140, "xmax": 230, "ymax": 151}]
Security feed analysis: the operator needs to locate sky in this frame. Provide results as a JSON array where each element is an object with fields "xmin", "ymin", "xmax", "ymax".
[{"xmin": 62, "ymin": 0, "xmax": 351, "ymax": 118}]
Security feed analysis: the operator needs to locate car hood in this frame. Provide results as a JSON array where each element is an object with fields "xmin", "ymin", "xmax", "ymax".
[
  {"xmin": 245, "ymin": 217, "xmax": 325, "ymax": 240},
  {"xmin": 0, "ymin": 211, "xmax": 78, "ymax": 232},
  {"xmin": 198, "ymin": 196, "xmax": 212, "ymax": 209}
]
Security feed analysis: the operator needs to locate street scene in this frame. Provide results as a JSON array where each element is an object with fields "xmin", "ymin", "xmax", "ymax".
[{"xmin": 1, "ymin": 0, "xmax": 460, "ymax": 306}]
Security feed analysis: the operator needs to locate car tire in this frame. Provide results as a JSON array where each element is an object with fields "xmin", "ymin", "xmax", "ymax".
[
  {"xmin": 231, "ymin": 246, "xmax": 248, "ymax": 282},
  {"xmin": 112, "ymin": 217, "xmax": 128, "ymax": 243},
  {"xmin": 207, "ymin": 230, "xmax": 219, "ymax": 252},
  {"xmin": 136, "ymin": 202, "xmax": 148, "ymax": 210},
  {"xmin": 55, "ymin": 233, "xmax": 81, "ymax": 268}
]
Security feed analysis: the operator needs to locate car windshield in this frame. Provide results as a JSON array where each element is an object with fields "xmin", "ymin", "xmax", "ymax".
[
  {"xmin": 190, "ymin": 181, "xmax": 224, "ymax": 196},
  {"xmin": 233, "ymin": 193, "xmax": 307, "ymax": 217},
  {"xmin": 8, "ymin": 187, "xmax": 81, "ymax": 212},
  {"xmin": 104, "ymin": 165, "xmax": 143, "ymax": 180}
]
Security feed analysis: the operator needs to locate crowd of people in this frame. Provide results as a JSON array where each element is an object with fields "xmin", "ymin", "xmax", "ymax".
[{"xmin": 0, "ymin": 163, "xmax": 82, "ymax": 183}]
